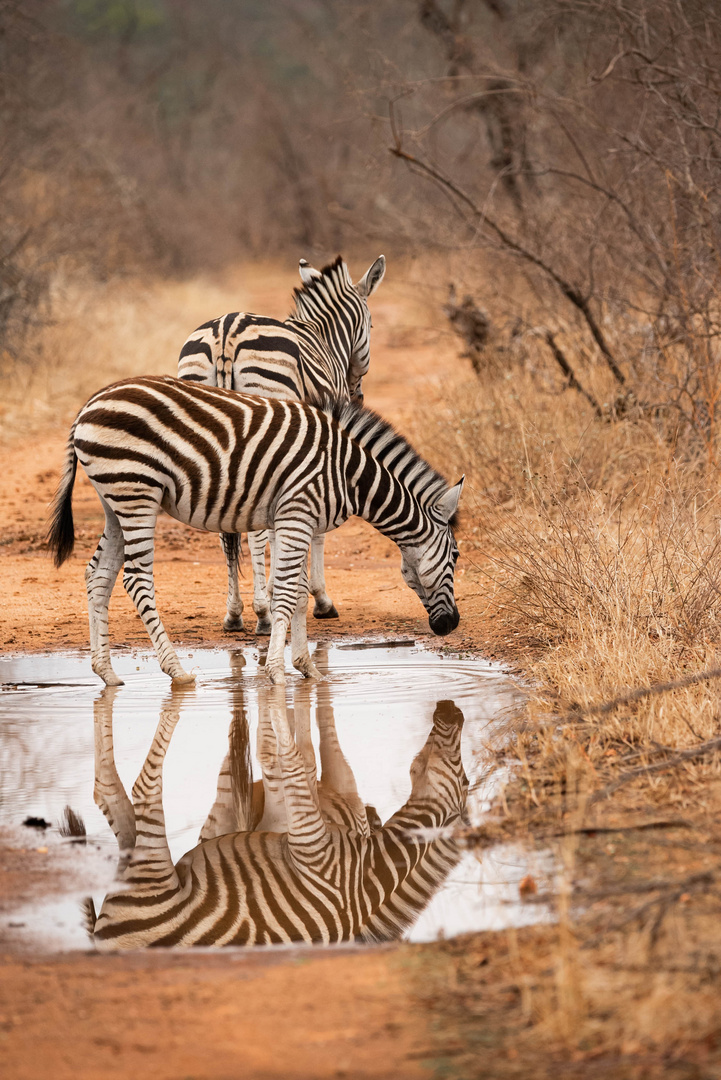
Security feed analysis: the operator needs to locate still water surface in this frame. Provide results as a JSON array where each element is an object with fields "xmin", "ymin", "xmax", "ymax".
[{"xmin": 0, "ymin": 643, "xmax": 551, "ymax": 950}]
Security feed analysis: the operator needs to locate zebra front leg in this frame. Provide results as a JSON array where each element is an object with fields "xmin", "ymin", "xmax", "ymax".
[
  {"xmin": 220, "ymin": 533, "xmax": 244, "ymax": 632},
  {"xmin": 290, "ymin": 559, "xmax": 320, "ymax": 680},
  {"xmin": 247, "ymin": 530, "xmax": 272, "ymax": 635},
  {"xmin": 265, "ymin": 526, "xmax": 313, "ymax": 685},
  {"xmin": 292, "ymin": 681, "xmax": 320, "ymax": 808},
  {"xmin": 118, "ymin": 508, "xmax": 195, "ymax": 684},
  {"xmin": 310, "ymin": 534, "xmax": 338, "ymax": 620},
  {"xmin": 126, "ymin": 695, "xmax": 184, "ymax": 887},
  {"xmin": 200, "ymin": 677, "xmax": 254, "ymax": 839},
  {"xmin": 266, "ymin": 685, "xmax": 331, "ymax": 881},
  {"xmin": 255, "ymin": 683, "xmax": 288, "ymax": 832},
  {"xmin": 85, "ymin": 499, "xmax": 125, "ymax": 687}
]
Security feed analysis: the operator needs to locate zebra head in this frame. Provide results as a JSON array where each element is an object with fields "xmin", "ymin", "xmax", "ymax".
[
  {"xmin": 408, "ymin": 700, "xmax": 468, "ymax": 821},
  {"xmin": 297, "ymin": 255, "xmax": 386, "ymax": 403},
  {"xmin": 399, "ymin": 477, "xmax": 464, "ymax": 636}
]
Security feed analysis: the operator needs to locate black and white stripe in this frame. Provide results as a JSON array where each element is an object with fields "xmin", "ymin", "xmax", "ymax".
[
  {"xmin": 48, "ymin": 376, "xmax": 463, "ymax": 687},
  {"xmin": 86, "ymin": 684, "xmax": 468, "ymax": 950},
  {"xmin": 177, "ymin": 256, "xmax": 386, "ymax": 635},
  {"xmin": 178, "ymin": 256, "xmax": 384, "ymax": 402}
]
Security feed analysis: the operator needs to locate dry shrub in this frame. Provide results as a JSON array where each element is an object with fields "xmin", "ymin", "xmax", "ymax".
[
  {"xmin": 415, "ymin": 350, "xmax": 721, "ymax": 784},
  {"xmin": 410, "ymin": 317, "xmax": 721, "ymax": 1065}
]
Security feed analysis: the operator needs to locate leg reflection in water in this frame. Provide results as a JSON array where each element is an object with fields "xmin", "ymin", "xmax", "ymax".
[{"xmin": 87, "ymin": 659, "xmax": 469, "ymax": 950}]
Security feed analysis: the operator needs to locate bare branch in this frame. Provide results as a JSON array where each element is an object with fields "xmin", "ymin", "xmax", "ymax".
[
  {"xmin": 389, "ymin": 140, "xmax": 627, "ymax": 386},
  {"xmin": 542, "ymin": 331, "xmax": 604, "ymax": 417}
]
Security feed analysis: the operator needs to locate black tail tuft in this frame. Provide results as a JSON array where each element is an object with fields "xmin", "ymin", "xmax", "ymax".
[
  {"xmin": 47, "ymin": 435, "xmax": 78, "ymax": 568},
  {"xmin": 59, "ymin": 805, "xmax": 87, "ymax": 844}
]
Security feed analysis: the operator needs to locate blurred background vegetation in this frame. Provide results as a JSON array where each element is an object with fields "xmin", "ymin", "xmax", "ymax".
[{"xmin": 4, "ymin": 0, "xmax": 721, "ymax": 462}]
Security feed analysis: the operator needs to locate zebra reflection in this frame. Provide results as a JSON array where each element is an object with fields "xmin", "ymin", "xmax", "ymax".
[{"xmin": 86, "ymin": 658, "xmax": 468, "ymax": 950}]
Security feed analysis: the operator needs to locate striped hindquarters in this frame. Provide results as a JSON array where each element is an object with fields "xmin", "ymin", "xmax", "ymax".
[
  {"xmin": 178, "ymin": 312, "xmax": 313, "ymax": 400},
  {"xmin": 72, "ymin": 377, "xmax": 333, "ymax": 537}
]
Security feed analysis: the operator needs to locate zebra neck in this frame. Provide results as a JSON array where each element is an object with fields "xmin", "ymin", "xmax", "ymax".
[
  {"xmin": 337, "ymin": 405, "xmax": 448, "ymax": 539},
  {"xmin": 348, "ymin": 451, "xmax": 423, "ymax": 541},
  {"xmin": 289, "ymin": 313, "xmax": 352, "ymax": 370},
  {"xmin": 360, "ymin": 825, "xmax": 463, "ymax": 941}
]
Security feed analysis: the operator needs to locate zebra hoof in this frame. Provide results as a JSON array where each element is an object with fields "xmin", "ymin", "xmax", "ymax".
[
  {"xmin": 101, "ymin": 673, "xmax": 125, "ymax": 687},
  {"xmin": 223, "ymin": 614, "xmax": 244, "ymax": 632},
  {"xmin": 93, "ymin": 663, "xmax": 124, "ymax": 687},
  {"xmin": 313, "ymin": 603, "xmax": 339, "ymax": 620},
  {"xmin": 294, "ymin": 659, "xmax": 321, "ymax": 679},
  {"xmin": 171, "ymin": 670, "xmax": 196, "ymax": 686},
  {"xmin": 266, "ymin": 665, "xmax": 286, "ymax": 686},
  {"xmin": 255, "ymin": 617, "xmax": 272, "ymax": 635}
]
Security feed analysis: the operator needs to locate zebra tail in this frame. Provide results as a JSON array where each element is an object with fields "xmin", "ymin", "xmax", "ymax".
[
  {"xmin": 47, "ymin": 430, "xmax": 78, "ymax": 568},
  {"xmin": 222, "ymin": 531, "xmax": 242, "ymax": 572},
  {"xmin": 81, "ymin": 896, "xmax": 97, "ymax": 938}
]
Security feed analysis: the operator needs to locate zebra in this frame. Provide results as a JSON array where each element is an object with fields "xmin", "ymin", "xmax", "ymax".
[
  {"xmin": 47, "ymin": 377, "xmax": 463, "ymax": 687},
  {"xmin": 178, "ymin": 255, "xmax": 386, "ymax": 636},
  {"xmin": 85, "ymin": 672, "xmax": 468, "ymax": 949}
]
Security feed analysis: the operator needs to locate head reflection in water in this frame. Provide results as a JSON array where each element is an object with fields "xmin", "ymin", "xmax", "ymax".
[{"xmin": 86, "ymin": 659, "xmax": 469, "ymax": 950}]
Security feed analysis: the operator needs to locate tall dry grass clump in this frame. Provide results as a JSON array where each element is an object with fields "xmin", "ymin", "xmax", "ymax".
[
  {"xmin": 411, "ymin": 316, "xmax": 721, "ymax": 1064},
  {"xmin": 415, "ymin": 340, "xmax": 721, "ymax": 794}
]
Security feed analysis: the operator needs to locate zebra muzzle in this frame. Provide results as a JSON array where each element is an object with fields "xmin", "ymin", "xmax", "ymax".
[{"xmin": 429, "ymin": 607, "xmax": 460, "ymax": 636}]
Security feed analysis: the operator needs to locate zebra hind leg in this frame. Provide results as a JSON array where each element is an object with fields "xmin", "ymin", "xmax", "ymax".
[
  {"xmin": 85, "ymin": 499, "xmax": 125, "ymax": 687},
  {"xmin": 220, "ymin": 532, "xmax": 244, "ymax": 632},
  {"xmin": 310, "ymin": 534, "xmax": 339, "ymax": 620},
  {"xmin": 93, "ymin": 687, "xmax": 136, "ymax": 868},
  {"xmin": 118, "ymin": 505, "xmax": 195, "ymax": 684}
]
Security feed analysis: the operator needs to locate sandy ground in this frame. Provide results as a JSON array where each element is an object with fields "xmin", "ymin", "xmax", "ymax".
[{"xmin": 0, "ymin": 264, "xmax": 505, "ymax": 1080}]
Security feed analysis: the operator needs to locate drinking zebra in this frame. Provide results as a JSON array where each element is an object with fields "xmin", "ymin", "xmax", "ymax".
[
  {"xmin": 85, "ymin": 675, "xmax": 468, "ymax": 949},
  {"xmin": 48, "ymin": 377, "xmax": 462, "ymax": 686},
  {"xmin": 178, "ymin": 255, "xmax": 386, "ymax": 635}
]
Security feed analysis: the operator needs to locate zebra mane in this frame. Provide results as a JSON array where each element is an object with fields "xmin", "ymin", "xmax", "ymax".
[
  {"xmin": 321, "ymin": 397, "xmax": 455, "ymax": 516},
  {"xmin": 291, "ymin": 255, "xmax": 354, "ymax": 320}
]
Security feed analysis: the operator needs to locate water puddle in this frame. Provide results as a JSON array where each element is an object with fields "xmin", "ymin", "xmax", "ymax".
[{"xmin": 0, "ymin": 643, "xmax": 553, "ymax": 951}]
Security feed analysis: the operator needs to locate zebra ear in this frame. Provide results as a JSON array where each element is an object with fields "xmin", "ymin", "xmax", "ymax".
[
  {"xmin": 437, "ymin": 476, "xmax": 464, "ymax": 522},
  {"xmin": 355, "ymin": 255, "xmax": 386, "ymax": 299},
  {"xmin": 299, "ymin": 259, "xmax": 321, "ymax": 284}
]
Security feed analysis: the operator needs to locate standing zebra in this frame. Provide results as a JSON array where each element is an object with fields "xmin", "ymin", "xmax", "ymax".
[
  {"xmin": 178, "ymin": 255, "xmax": 386, "ymax": 635},
  {"xmin": 85, "ymin": 677, "xmax": 468, "ymax": 949},
  {"xmin": 48, "ymin": 377, "xmax": 462, "ymax": 686}
]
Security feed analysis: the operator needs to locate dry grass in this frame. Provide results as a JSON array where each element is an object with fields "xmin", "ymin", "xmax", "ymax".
[
  {"xmin": 0, "ymin": 264, "xmax": 291, "ymax": 444},
  {"xmin": 411, "ymin": 331, "xmax": 721, "ymax": 1072}
]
